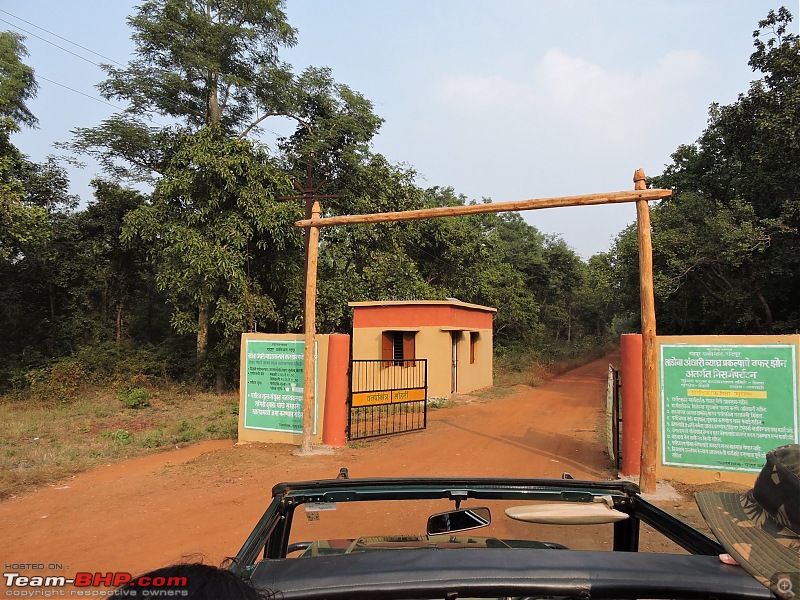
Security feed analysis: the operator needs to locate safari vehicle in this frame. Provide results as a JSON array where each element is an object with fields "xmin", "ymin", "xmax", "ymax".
[{"xmin": 230, "ymin": 472, "xmax": 774, "ymax": 599}]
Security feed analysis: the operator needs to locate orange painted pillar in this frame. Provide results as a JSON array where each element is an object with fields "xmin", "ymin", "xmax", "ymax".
[
  {"xmin": 620, "ymin": 334, "xmax": 644, "ymax": 475},
  {"xmin": 323, "ymin": 333, "xmax": 350, "ymax": 447}
]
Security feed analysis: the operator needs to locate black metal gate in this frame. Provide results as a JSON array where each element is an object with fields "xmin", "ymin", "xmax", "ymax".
[
  {"xmin": 607, "ymin": 365, "xmax": 622, "ymax": 470},
  {"xmin": 349, "ymin": 359, "xmax": 427, "ymax": 440}
]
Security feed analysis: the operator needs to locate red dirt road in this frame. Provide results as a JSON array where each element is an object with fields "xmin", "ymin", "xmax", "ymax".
[{"xmin": 1, "ymin": 356, "xmax": 620, "ymax": 579}]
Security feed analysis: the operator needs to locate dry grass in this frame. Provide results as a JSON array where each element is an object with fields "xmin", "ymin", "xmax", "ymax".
[
  {"xmin": 0, "ymin": 385, "xmax": 239, "ymax": 501},
  {"xmin": 494, "ymin": 361, "xmax": 559, "ymax": 388}
]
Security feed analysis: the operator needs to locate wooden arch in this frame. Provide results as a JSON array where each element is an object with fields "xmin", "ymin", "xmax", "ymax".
[{"xmin": 295, "ymin": 169, "xmax": 669, "ymax": 493}]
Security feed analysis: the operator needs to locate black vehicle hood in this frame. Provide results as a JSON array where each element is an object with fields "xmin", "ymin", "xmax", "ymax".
[{"xmin": 249, "ymin": 547, "xmax": 774, "ymax": 600}]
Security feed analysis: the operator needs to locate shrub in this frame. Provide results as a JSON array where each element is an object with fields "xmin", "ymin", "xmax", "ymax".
[
  {"xmin": 119, "ymin": 387, "xmax": 152, "ymax": 409},
  {"xmin": 22, "ymin": 361, "xmax": 87, "ymax": 403},
  {"xmin": 109, "ymin": 429, "xmax": 132, "ymax": 445}
]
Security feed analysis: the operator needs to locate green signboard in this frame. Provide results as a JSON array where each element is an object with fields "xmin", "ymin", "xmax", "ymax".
[
  {"xmin": 660, "ymin": 344, "xmax": 798, "ymax": 472},
  {"xmin": 243, "ymin": 339, "xmax": 317, "ymax": 433}
]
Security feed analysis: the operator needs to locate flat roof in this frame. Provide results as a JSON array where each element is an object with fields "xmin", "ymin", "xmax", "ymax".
[{"xmin": 348, "ymin": 300, "xmax": 497, "ymax": 313}]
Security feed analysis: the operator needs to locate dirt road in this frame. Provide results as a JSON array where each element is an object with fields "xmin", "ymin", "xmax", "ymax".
[{"xmin": 1, "ymin": 355, "xmax": 704, "ymax": 580}]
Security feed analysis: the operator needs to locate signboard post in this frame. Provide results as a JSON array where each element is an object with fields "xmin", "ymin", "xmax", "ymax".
[
  {"xmin": 243, "ymin": 338, "xmax": 317, "ymax": 434},
  {"xmin": 660, "ymin": 344, "xmax": 798, "ymax": 472}
]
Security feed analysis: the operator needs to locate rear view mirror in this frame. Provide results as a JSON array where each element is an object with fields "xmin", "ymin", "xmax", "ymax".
[{"xmin": 427, "ymin": 507, "xmax": 491, "ymax": 535}]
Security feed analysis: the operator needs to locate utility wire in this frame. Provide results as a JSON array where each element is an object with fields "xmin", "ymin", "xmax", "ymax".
[
  {"xmin": 0, "ymin": 16, "xmax": 111, "ymax": 69},
  {"xmin": 0, "ymin": 11, "xmax": 204, "ymax": 126},
  {"xmin": 34, "ymin": 74, "xmax": 124, "ymax": 111},
  {"xmin": 0, "ymin": 8, "xmax": 126, "ymax": 67}
]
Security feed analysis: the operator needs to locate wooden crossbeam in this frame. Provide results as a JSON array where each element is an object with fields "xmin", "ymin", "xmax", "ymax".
[{"xmin": 296, "ymin": 188, "xmax": 671, "ymax": 228}]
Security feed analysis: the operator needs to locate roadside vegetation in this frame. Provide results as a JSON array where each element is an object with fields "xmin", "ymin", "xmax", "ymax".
[{"xmin": 0, "ymin": 375, "xmax": 239, "ymax": 501}]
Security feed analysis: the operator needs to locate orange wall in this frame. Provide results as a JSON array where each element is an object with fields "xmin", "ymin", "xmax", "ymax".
[
  {"xmin": 351, "ymin": 325, "xmax": 493, "ymax": 398},
  {"xmin": 350, "ymin": 302, "xmax": 495, "ymax": 398}
]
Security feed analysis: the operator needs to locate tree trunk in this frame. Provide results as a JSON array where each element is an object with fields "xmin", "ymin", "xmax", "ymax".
[
  {"xmin": 48, "ymin": 283, "xmax": 56, "ymax": 353},
  {"xmin": 116, "ymin": 300, "xmax": 123, "ymax": 342},
  {"xmin": 208, "ymin": 84, "xmax": 221, "ymax": 124},
  {"xmin": 205, "ymin": 3, "xmax": 221, "ymax": 126},
  {"xmin": 215, "ymin": 370, "xmax": 225, "ymax": 395},
  {"xmin": 197, "ymin": 302, "xmax": 209, "ymax": 357}
]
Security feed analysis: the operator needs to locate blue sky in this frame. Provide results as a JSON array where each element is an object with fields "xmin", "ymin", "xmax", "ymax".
[{"xmin": 3, "ymin": 1, "xmax": 794, "ymax": 257}]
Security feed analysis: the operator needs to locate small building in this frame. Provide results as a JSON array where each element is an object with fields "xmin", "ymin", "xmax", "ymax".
[{"xmin": 349, "ymin": 300, "xmax": 496, "ymax": 398}]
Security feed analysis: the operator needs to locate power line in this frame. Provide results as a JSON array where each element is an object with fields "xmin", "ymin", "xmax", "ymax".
[
  {"xmin": 0, "ymin": 8, "xmax": 125, "ymax": 67},
  {"xmin": 34, "ymin": 74, "xmax": 124, "ymax": 112},
  {"xmin": 0, "ymin": 8, "xmax": 288, "ymax": 134},
  {"xmin": 0, "ymin": 16, "xmax": 112, "ymax": 69},
  {"xmin": 0, "ymin": 12, "xmax": 200, "ymax": 126}
]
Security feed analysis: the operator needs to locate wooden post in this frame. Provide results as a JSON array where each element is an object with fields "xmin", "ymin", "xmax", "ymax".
[
  {"xmin": 634, "ymin": 169, "xmax": 658, "ymax": 494},
  {"xmin": 301, "ymin": 200, "xmax": 321, "ymax": 454}
]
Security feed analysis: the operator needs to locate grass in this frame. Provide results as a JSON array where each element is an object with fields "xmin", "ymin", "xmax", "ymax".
[
  {"xmin": 472, "ymin": 386, "xmax": 516, "ymax": 401},
  {"xmin": 493, "ymin": 362, "xmax": 555, "ymax": 388},
  {"xmin": 0, "ymin": 384, "xmax": 239, "ymax": 501}
]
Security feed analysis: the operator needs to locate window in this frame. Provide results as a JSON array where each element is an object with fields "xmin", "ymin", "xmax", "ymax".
[
  {"xmin": 470, "ymin": 332, "xmax": 479, "ymax": 364},
  {"xmin": 382, "ymin": 331, "xmax": 416, "ymax": 367}
]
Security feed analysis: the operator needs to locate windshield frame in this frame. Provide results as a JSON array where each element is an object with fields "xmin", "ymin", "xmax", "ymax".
[{"xmin": 229, "ymin": 476, "xmax": 724, "ymax": 578}]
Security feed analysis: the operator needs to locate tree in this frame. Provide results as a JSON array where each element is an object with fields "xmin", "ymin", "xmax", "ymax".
[
  {"xmin": 69, "ymin": 2, "xmax": 388, "ymax": 385},
  {"xmin": 102, "ymin": 0, "xmax": 297, "ymax": 134},
  {"xmin": 75, "ymin": 181, "xmax": 150, "ymax": 343},
  {"xmin": 121, "ymin": 127, "xmax": 298, "ymax": 388},
  {"xmin": 66, "ymin": 1, "xmax": 300, "ymax": 368},
  {"xmin": 611, "ymin": 8, "xmax": 799, "ymax": 335},
  {"xmin": 0, "ymin": 31, "xmax": 47, "ymax": 261},
  {"xmin": 0, "ymin": 31, "xmax": 37, "ymax": 128}
]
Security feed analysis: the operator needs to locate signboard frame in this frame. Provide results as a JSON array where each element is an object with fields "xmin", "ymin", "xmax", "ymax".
[
  {"xmin": 242, "ymin": 338, "xmax": 318, "ymax": 434},
  {"xmin": 659, "ymin": 342, "xmax": 798, "ymax": 473}
]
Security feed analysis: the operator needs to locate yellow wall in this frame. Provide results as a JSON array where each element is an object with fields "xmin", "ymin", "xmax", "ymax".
[
  {"xmin": 237, "ymin": 333, "xmax": 330, "ymax": 445},
  {"xmin": 351, "ymin": 326, "xmax": 493, "ymax": 398},
  {"xmin": 655, "ymin": 334, "xmax": 799, "ymax": 486}
]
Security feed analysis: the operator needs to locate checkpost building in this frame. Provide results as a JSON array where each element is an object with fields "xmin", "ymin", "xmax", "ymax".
[{"xmin": 349, "ymin": 300, "xmax": 496, "ymax": 398}]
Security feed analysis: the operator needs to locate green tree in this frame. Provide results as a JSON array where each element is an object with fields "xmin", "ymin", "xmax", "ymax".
[
  {"xmin": 74, "ymin": 181, "xmax": 151, "ymax": 343},
  {"xmin": 121, "ymin": 128, "xmax": 298, "ymax": 388},
  {"xmin": 314, "ymin": 156, "xmax": 433, "ymax": 333},
  {"xmin": 70, "ymin": 2, "xmax": 387, "ymax": 384},
  {"xmin": 0, "ymin": 31, "xmax": 37, "ymax": 128},
  {"xmin": 574, "ymin": 252, "xmax": 617, "ymax": 340},
  {"xmin": 611, "ymin": 8, "xmax": 799, "ymax": 335},
  {"xmin": 1, "ymin": 158, "xmax": 79, "ymax": 365},
  {"xmin": 0, "ymin": 31, "xmax": 47, "ymax": 260},
  {"xmin": 67, "ymin": 0, "xmax": 301, "ymax": 368}
]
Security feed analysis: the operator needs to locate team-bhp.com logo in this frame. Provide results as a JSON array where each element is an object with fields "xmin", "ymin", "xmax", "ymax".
[{"xmin": 4, "ymin": 571, "xmax": 189, "ymax": 597}]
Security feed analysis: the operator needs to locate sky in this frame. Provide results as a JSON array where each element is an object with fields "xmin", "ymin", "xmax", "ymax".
[{"xmin": 3, "ymin": 0, "xmax": 795, "ymax": 258}]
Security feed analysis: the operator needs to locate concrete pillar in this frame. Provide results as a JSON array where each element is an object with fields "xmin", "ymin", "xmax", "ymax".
[{"xmin": 322, "ymin": 334, "xmax": 350, "ymax": 446}]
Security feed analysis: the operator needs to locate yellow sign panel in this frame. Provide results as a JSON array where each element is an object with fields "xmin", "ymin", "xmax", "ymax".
[
  {"xmin": 351, "ymin": 391, "xmax": 391, "ymax": 407},
  {"xmin": 687, "ymin": 389, "xmax": 768, "ymax": 399},
  {"xmin": 351, "ymin": 388, "xmax": 426, "ymax": 407},
  {"xmin": 391, "ymin": 388, "xmax": 426, "ymax": 403}
]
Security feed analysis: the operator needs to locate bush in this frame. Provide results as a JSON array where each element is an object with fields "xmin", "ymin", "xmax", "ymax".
[
  {"xmin": 20, "ymin": 361, "xmax": 87, "ymax": 403},
  {"xmin": 119, "ymin": 387, "xmax": 152, "ymax": 409},
  {"xmin": 108, "ymin": 429, "xmax": 132, "ymax": 445}
]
